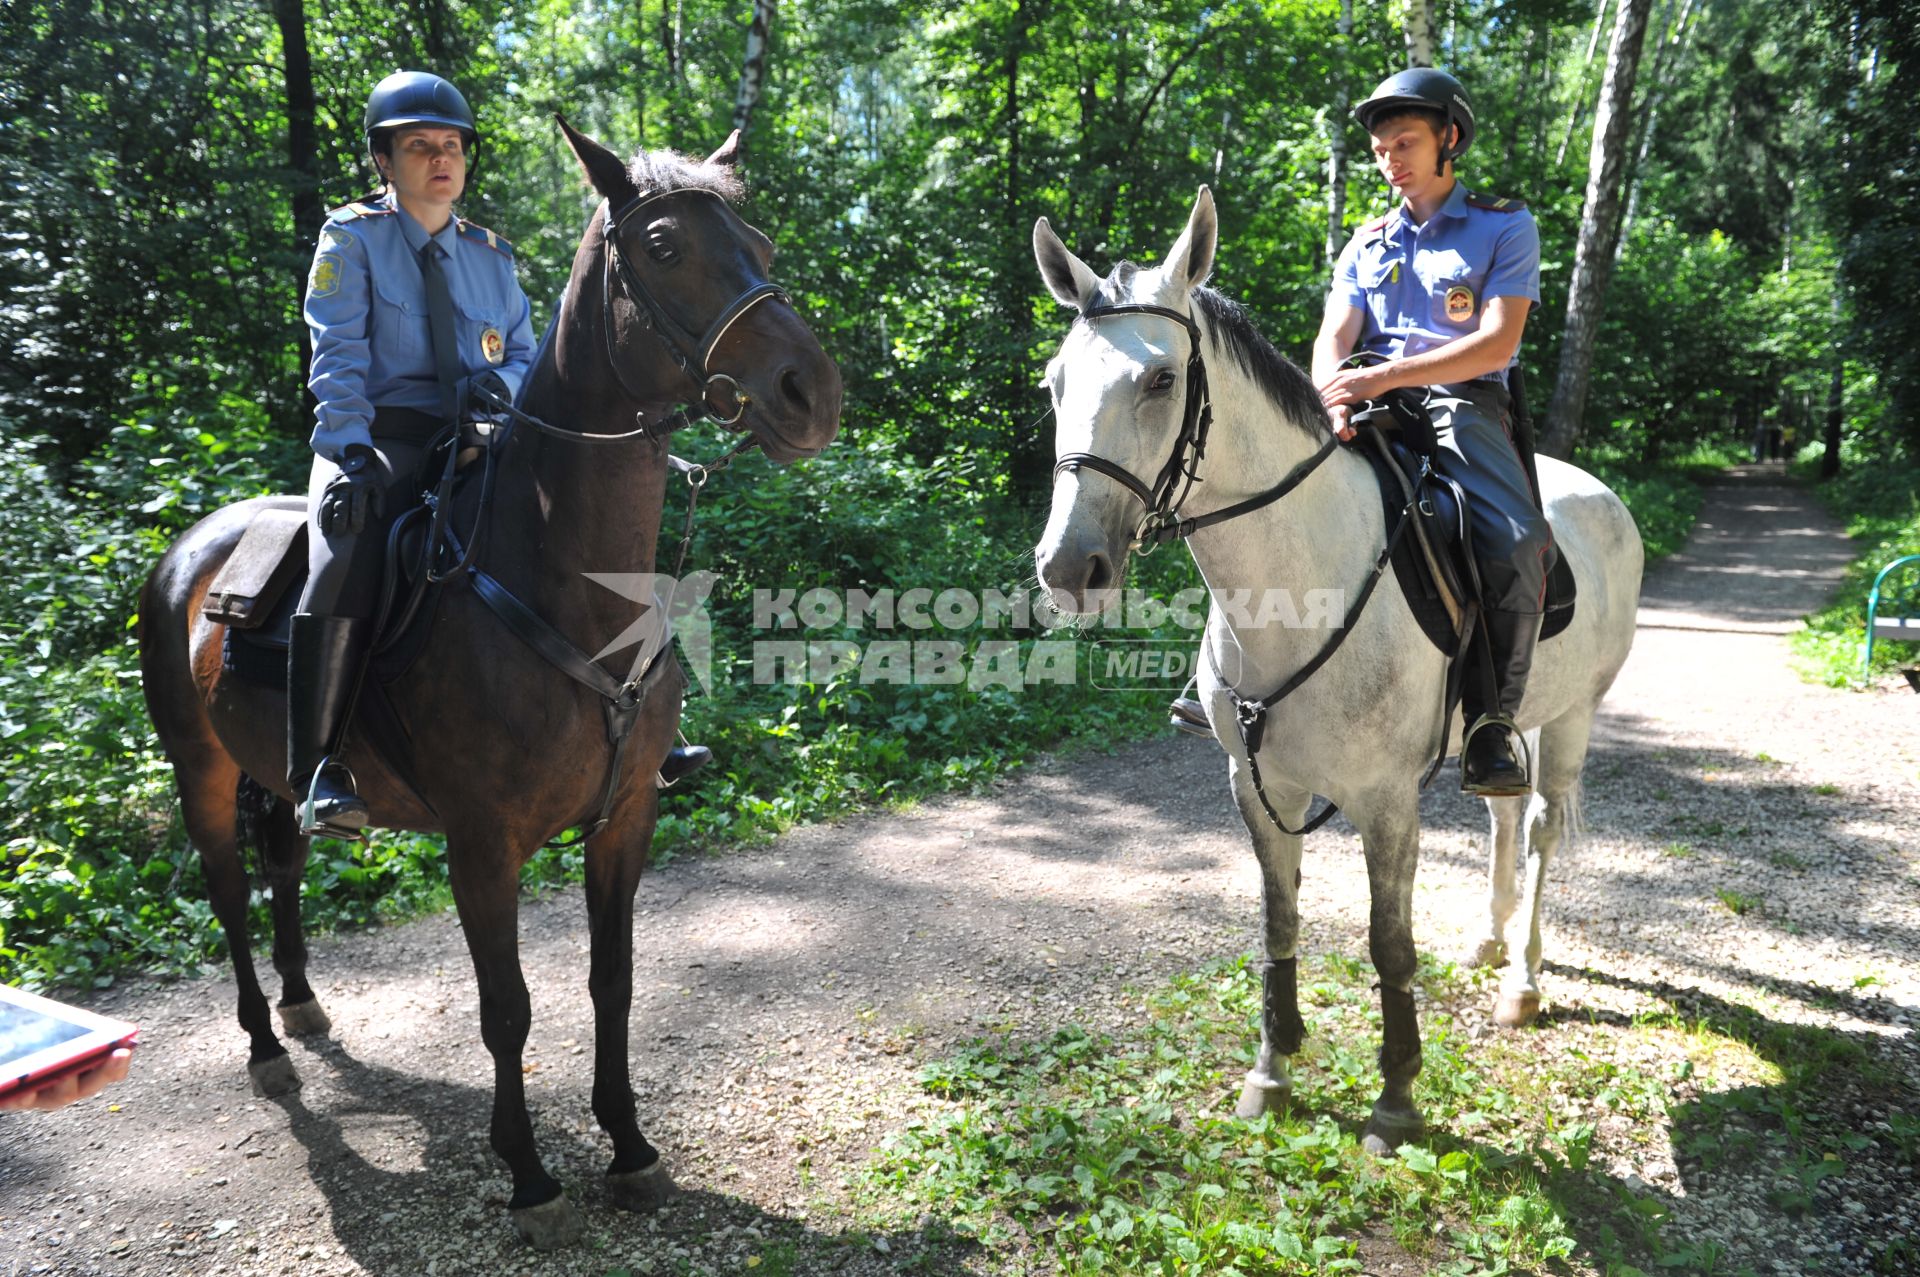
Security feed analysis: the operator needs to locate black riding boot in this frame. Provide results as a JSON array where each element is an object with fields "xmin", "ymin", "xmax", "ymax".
[
  {"xmin": 287, "ymin": 613, "xmax": 373, "ymax": 836},
  {"xmin": 1461, "ymin": 608, "xmax": 1543, "ymax": 797},
  {"xmin": 657, "ymin": 744, "xmax": 712, "ymax": 788}
]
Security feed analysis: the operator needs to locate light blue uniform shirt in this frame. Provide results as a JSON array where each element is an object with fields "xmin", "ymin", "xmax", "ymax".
[
  {"xmin": 303, "ymin": 194, "xmax": 535, "ymax": 461},
  {"xmin": 1330, "ymin": 182, "xmax": 1540, "ymax": 373}
]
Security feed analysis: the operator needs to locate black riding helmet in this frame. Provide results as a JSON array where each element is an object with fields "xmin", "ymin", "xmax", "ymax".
[
  {"xmin": 1353, "ymin": 68, "xmax": 1475, "ymax": 172},
  {"xmin": 363, "ymin": 71, "xmax": 477, "ymax": 160}
]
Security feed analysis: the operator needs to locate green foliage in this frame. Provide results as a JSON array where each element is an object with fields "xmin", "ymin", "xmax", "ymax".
[
  {"xmin": 0, "ymin": 0, "xmax": 1859, "ymax": 988},
  {"xmin": 1790, "ymin": 454, "xmax": 1920, "ymax": 686},
  {"xmin": 865, "ymin": 956, "xmax": 1585, "ymax": 1273}
]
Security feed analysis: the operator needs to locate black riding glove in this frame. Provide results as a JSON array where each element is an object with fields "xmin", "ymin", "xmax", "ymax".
[
  {"xmin": 466, "ymin": 370, "xmax": 511, "ymax": 418},
  {"xmin": 317, "ymin": 445, "xmax": 385, "ymax": 536}
]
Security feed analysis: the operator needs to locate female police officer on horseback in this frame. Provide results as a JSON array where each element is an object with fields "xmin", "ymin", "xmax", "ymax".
[
  {"xmin": 1311, "ymin": 68, "xmax": 1553, "ymax": 798},
  {"xmin": 290, "ymin": 71, "xmax": 533, "ymax": 836}
]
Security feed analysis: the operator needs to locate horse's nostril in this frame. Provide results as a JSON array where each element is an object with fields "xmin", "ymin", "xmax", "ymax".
[
  {"xmin": 780, "ymin": 368, "xmax": 809, "ymax": 410},
  {"xmin": 1086, "ymin": 552, "xmax": 1114, "ymax": 594}
]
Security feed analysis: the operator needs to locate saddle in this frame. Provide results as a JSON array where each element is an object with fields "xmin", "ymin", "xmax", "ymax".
[
  {"xmin": 198, "ymin": 445, "xmax": 488, "ymax": 809},
  {"xmin": 1351, "ymin": 389, "xmax": 1576, "ymax": 658}
]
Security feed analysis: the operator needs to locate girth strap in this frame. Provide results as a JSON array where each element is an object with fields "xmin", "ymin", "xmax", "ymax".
[{"xmin": 467, "ymin": 566, "xmax": 667, "ymax": 837}]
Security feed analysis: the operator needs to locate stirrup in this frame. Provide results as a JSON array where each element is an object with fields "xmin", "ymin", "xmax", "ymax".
[
  {"xmin": 1460, "ymin": 713, "xmax": 1533, "ymax": 797},
  {"xmin": 1168, "ymin": 696, "xmax": 1212, "ymax": 738},
  {"xmin": 656, "ymin": 734, "xmax": 712, "ymax": 789},
  {"xmin": 298, "ymin": 758, "xmax": 368, "ymax": 841}
]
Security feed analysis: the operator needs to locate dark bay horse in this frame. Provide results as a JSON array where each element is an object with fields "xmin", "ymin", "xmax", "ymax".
[{"xmin": 137, "ymin": 120, "xmax": 841, "ymax": 1247}]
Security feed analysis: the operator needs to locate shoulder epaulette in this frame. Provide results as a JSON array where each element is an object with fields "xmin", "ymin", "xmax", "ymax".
[
  {"xmin": 1465, "ymin": 192, "xmax": 1528, "ymax": 213},
  {"xmin": 326, "ymin": 195, "xmax": 395, "ymax": 223},
  {"xmin": 457, "ymin": 219, "xmax": 515, "ymax": 258}
]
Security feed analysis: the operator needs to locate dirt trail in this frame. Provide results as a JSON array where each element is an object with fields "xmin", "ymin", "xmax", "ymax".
[{"xmin": 4, "ymin": 462, "xmax": 1915, "ymax": 1276}]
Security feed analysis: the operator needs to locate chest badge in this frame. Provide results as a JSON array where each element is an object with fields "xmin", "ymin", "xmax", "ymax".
[
  {"xmin": 480, "ymin": 326, "xmax": 505, "ymax": 365},
  {"xmin": 1444, "ymin": 284, "xmax": 1477, "ymax": 323}
]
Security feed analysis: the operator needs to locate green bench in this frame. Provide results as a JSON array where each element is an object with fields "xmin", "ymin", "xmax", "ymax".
[{"xmin": 1865, "ymin": 553, "xmax": 1920, "ymax": 677}]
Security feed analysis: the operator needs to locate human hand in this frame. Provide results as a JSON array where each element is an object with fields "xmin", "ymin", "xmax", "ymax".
[
  {"xmin": 466, "ymin": 370, "xmax": 510, "ymax": 418},
  {"xmin": 0, "ymin": 1047, "xmax": 133, "ymax": 1112},
  {"xmin": 1328, "ymin": 404, "xmax": 1354, "ymax": 442},
  {"xmin": 318, "ymin": 446, "xmax": 385, "ymax": 536},
  {"xmin": 1318, "ymin": 362, "xmax": 1396, "ymax": 413}
]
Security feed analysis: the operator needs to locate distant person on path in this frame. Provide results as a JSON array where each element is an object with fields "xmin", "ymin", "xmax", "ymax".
[{"xmin": 1311, "ymin": 68, "xmax": 1553, "ymax": 797}]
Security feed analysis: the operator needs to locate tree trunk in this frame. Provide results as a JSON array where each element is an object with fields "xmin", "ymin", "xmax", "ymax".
[
  {"xmin": 1539, "ymin": 0, "xmax": 1653, "ymax": 460},
  {"xmin": 272, "ymin": 0, "xmax": 319, "ymax": 419},
  {"xmin": 730, "ymin": 0, "xmax": 777, "ymax": 158},
  {"xmin": 1615, "ymin": 0, "xmax": 1695, "ymax": 254},
  {"xmin": 1402, "ymin": 0, "xmax": 1436, "ymax": 67},
  {"xmin": 1822, "ymin": 302, "xmax": 1844, "ymax": 479},
  {"xmin": 1555, "ymin": 0, "xmax": 1611, "ymax": 168},
  {"xmin": 1326, "ymin": 0, "xmax": 1353, "ymax": 263}
]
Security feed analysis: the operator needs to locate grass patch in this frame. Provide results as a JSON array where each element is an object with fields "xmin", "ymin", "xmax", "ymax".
[
  {"xmin": 1789, "ymin": 454, "xmax": 1920, "ymax": 686},
  {"xmin": 1714, "ymin": 888, "xmax": 1762, "ymax": 916},
  {"xmin": 861, "ymin": 956, "xmax": 1601, "ymax": 1274},
  {"xmin": 853, "ymin": 955, "xmax": 1911, "ymax": 1275}
]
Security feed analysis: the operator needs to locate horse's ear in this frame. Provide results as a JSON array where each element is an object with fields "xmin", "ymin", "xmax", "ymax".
[
  {"xmin": 1161, "ymin": 185, "xmax": 1217, "ymax": 290},
  {"xmin": 554, "ymin": 113, "xmax": 637, "ymax": 205},
  {"xmin": 705, "ymin": 130, "xmax": 743, "ymax": 169},
  {"xmin": 1033, "ymin": 217, "xmax": 1101, "ymax": 310}
]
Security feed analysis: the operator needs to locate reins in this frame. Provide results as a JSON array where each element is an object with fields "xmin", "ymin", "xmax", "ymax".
[
  {"xmin": 1054, "ymin": 298, "xmax": 1431, "ymax": 837},
  {"xmin": 391, "ymin": 187, "xmax": 788, "ymax": 840}
]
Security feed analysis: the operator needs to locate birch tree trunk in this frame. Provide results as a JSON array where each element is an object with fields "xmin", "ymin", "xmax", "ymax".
[
  {"xmin": 1555, "ymin": 0, "xmax": 1612, "ymax": 167},
  {"xmin": 1326, "ymin": 0, "xmax": 1354, "ymax": 263},
  {"xmin": 1615, "ymin": 0, "xmax": 1695, "ymax": 254},
  {"xmin": 730, "ymin": 0, "xmax": 777, "ymax": 157},
  {"xmin": 1539, "ymin": 0, "xmax": 1652, "ymax": 460},
  {"xmin": 1402, "ymin": 0, "xmax": 1436, "ymax": 66}
]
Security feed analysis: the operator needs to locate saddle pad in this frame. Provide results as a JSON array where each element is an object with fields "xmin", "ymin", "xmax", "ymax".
[
  {"xmin": 1358, "ymin": 436, "xmax": 1578, "ymax": 651},
  {"xmin": 201, "ymin": 506, "xmax": 306, "ymax": 629}
]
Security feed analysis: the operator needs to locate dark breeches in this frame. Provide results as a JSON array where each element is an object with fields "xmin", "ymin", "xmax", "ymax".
[
  {"xmin": 1427, "ymin": 381, "xmax": 1554, "ymax": 615},
  {"xmin": 298, "ymin": 437, "xmax": 431, "ymax": 619}
]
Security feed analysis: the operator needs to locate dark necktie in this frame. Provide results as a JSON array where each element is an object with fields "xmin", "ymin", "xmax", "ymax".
[{"xmin": 419, "ymin": 240, "xmax": 462, "ymax": 424}]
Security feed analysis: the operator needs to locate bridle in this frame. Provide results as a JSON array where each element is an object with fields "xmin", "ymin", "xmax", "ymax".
[
  {"xmin": 1045, "ymin": 296, "xmax": 1421, "ymax": 840},
  {"xmin": 601, "ymin": 186, "xmax": 789, "ymax": 437},
  {"xmin": 418, "ymin": 185, "xmax": 796, "ymax": 841},
  {"xmin": 1051, "ymin": 301, "xmax": 1336, "ymax": 552}
]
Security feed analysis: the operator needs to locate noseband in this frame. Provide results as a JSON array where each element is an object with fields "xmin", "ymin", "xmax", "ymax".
[
  {"xmin": 602, "ymin": 187, "xmax": 789, "ymax": 432},
  {"xmin": 1051, "ymin": 301, "xmax": 1336, "ymax": 551}
]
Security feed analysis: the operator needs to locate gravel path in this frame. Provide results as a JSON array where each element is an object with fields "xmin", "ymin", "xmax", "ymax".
[{"xmin": 3, "ymin": 462, "xmax": 1915, "ymax": 1276}]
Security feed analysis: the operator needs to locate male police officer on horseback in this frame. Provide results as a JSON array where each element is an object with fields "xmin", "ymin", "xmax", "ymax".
[{"xmin": 1312, "ymin": 68, "xmax": 1553, "ymax": 798}]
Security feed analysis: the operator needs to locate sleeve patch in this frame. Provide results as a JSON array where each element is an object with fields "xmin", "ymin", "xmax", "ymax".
[{"xmin": 309, "ymin": 253, "xmax": 344, "ymax": 298}]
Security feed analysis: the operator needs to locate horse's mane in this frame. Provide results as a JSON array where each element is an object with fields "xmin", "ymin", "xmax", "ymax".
[
  {"xmin": 1191, "ymin": 288, "xmax": 1333, "ymax": 439},
  {"xmin": 1087, "ymin": 262, "xmax": 1331, "ymax": 440},
  {"xmin": 625, "ymin": 148, "xmax": 745, "ymax": 203}
]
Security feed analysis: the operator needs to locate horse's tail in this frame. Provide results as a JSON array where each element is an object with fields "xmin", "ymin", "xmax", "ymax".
[{"xmin": 235, "ymin": 773, "xmax": 280, "ymax": 885}]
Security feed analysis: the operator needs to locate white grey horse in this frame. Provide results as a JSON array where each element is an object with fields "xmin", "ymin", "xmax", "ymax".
[{"xmin": 1031, "ymin": 187, "xmax": 1642, "ymax": 1153}]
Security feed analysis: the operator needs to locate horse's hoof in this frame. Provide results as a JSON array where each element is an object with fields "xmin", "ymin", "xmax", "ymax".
[
  {"xmin": 248, "ymin": 1053, "xmax": 302, "ymax": 1098},
  {"xmin": 1464, "ymin": 938, "xmax": 1507, "ymax": 969},
  {"xmin": 510, "ymin": 1193, "xmax": 584, "ymax": 1249},
  {"xmin": 1360, "ymin": 1105, "xmax": 1425, "ymax": 1157},
  {"xmin": 608, "ymin": 1160, "xmax": 677, "ymax": 1212},
  {"xmin": 1494, "ymin": 990, "xmax": 1541, "ymax": 1027},
  {"xmin": 277, "ymin": 998, "xmax": 331, "ymax": 1037},
  {"xmin": 1234, "ymin": 1074, "xmax": 1291, "ymax": 1120}
]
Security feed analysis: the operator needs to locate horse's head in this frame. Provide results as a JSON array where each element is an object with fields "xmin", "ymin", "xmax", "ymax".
[
  {"xmin": 557, "ymin": 118, "xmax": 842, "ymax": 462},
  {"xmin": 1031, "ymin": 187, "xmax": 1217, "ymax": 615}
]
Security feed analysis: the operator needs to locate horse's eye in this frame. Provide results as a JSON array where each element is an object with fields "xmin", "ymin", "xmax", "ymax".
[
  {"xmin": 647, "ymin": 241, "xmax": 678, "ymax": 263},
  {"xmin": 1149, "ymin": 369, "xmax": 1177, "ymax": 392}
]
